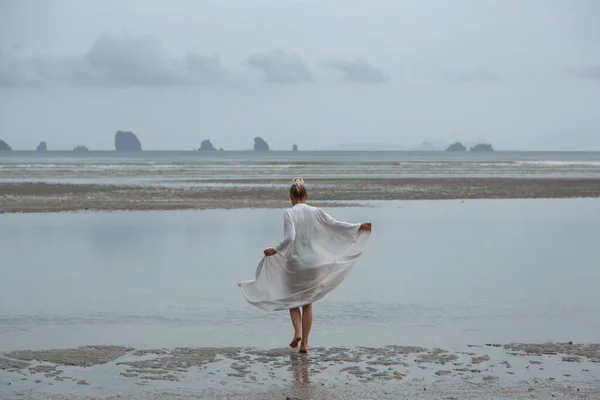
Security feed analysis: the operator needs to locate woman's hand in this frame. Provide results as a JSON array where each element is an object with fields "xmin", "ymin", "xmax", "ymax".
[
  {"xmin": 264, "ymin": 248, "xmax": 277, "ymax": 257},
  {"xmin": 359, "ymin": 222, "xmax": 372, "ymax": 232}
]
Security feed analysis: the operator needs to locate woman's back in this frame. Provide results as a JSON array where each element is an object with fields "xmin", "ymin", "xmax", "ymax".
[{"xmin": 285, "ymin": 204, "xmax": 360, "ymax": 267}]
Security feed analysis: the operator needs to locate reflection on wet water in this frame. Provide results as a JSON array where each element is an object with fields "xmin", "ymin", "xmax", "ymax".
[
  {"xmin": 290, "ymin": 352, "xmax": 311, "ymax": 384},
  {"xmin": 0, "ymin": 199, "xmax": 599, "ymax": 352}
]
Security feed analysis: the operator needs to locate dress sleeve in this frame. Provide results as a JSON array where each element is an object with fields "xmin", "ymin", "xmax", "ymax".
[
  {"xmin": 274, "ymin": 210, "xmax": 295, "ymax": 256},
  {"xmin": 316, "ymin": 208, "xmax": 361, "ymax": 233}
]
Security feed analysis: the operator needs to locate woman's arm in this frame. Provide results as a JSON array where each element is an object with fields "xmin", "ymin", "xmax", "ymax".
[
  {"xmin": 317, "ymin": 208, "xmax": 367, "ymax": 230},
  {"xmin": 264, "ymin": 211, "xmax": 295, "ymax": 256},
  {"xmin": 317, "ymin": 208, "xmax": 372, "ymax": 235}
]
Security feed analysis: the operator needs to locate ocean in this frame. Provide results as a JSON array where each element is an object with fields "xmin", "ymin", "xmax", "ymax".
[{"xmin": 2, "ymin": 151, "xmax": 600, "ymax": 185}]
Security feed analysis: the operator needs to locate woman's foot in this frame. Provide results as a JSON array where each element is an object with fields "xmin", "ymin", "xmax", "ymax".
[
  {"xmin": 289, "ymin": 335, "xmax": 302, "ymax": 348},
  {"xmin": 299, "ymin": 341, "xmax": 308, "ymax": 353}
]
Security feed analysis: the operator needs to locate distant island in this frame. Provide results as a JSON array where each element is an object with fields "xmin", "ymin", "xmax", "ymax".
[
  {"xmin": 115, "ymin": 131, "xmax": 142, "ymax": 151},
  {"xmin": 73, "ymin": 145, "xmax": 90, "ymax": 153},
  {"xmin": 470, "ymin": 143, "xmax": 494, "ymax": 152},
  {"xmin": 0, "ymin": 133, "xmax": 500, "ymax": 152},
  {"xmin": 445, "ymin": 142, "xmax": 495, "ymax": 152},
  {"xmin": 0, "ymin": 139, "xmax": 12, "ymax": 151},
  {"xmin": 446, "ymin": 142, "xmax": 467, "ymax": 152},
  {"xmin": 199, "ymin": 140, "xmax": 217, "ymax": 151},
  {"xmin": 254, "ymin": 137, "xmax": 269, "ymax": 152}
]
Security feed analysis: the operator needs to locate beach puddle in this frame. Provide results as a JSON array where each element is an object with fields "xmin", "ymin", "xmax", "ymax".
[{"xmin": 1, "ymin": 343, "xmax": 600, "ymax": 399}]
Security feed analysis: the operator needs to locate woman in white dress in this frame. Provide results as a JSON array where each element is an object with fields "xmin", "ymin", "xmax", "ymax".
[{"xmin": 238, "ymin": 178, "xmax": 372, "ymax": 353}]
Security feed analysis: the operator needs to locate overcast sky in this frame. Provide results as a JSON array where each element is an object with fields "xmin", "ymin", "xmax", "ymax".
[{"xmin": 1, "ymin": 0, "xmax": 599, "ymax": 151}]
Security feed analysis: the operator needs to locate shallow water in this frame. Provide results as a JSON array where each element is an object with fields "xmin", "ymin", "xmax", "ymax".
[{"xmin": 0, "ymin": 199, "xmax": 599, "ymax": 352}]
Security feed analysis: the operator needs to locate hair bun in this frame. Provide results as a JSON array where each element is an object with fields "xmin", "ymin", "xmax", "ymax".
[{"xmin": 292, "ymin": 177, "xmax": 304, "ymax": 186}]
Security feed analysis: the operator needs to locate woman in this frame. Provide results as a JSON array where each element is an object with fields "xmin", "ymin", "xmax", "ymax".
[{"xmin": 238, "ymin": 178, "xmax": 372, "ymax": 353}]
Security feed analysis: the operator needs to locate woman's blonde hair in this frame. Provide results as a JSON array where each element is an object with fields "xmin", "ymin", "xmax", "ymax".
[{"xmin": 290, "ymin": 177, "xmax": 307, "ymax": 200}]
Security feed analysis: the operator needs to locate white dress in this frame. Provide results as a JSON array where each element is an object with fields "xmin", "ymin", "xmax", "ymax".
[{"xmin": 238, "ymin": 203, "xmax": 371, "ymax": 311}]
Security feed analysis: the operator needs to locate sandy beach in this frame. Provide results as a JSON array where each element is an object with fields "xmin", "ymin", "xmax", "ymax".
[
  {"xmin": 1, "ymin": 343, "xmax": 599, "ymax": 399},
  {"xmin": 2, "ymin": 177, "xmax": 600, "ymax": 213}
]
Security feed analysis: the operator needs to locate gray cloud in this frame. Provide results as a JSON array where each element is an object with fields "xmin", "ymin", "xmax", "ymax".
[
  {"xmin": 84, "ymin": 32, "xmax": 183, "ymax": 86},
  {"xmin": 325, "ymin": 58, "xmax": 389, "ymax": 83},
  {"xmin": 443, "ymin": 67, "xmax": 498, "ymax": 82},
  {"xmin": 0, "ymin": 32, "xmax": 229, "ymax": 87},
  {"xmin": 184, "ymin": 53, "xmax": 229, "ymax": 83},
  {"xmin": 31, "ymin": 56, "xmax": 95, "ymax": 86},
  {"xmin": 245, "ymin": 49, "xmax": 313, "ymax": 83},
  {"xmin": 572, "ymin": 65, "xmax": 600, "ymax": 80}
]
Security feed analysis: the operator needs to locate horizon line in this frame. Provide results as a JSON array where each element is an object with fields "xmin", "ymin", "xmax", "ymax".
[{"xmin": 2, "ymin": 149, "xmax": 600, "ymax": 153}]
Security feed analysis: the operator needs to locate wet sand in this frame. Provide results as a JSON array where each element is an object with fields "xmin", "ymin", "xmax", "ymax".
[
  {"xmin": 1, "ymin": 343, "xmax": 599, "ymax": 399},
  {"xmin": 2, "ymin": 177, "xmax": 600, "ymax": 213}
]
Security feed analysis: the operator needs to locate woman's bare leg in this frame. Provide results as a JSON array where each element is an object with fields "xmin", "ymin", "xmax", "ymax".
[
  {"xmin": 289, "ymin": 307, "xmax": 302, "ymax": 348},
  {"xmin": 299, "ymin": 304, "xmax": 312, "ymax": 353}
]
